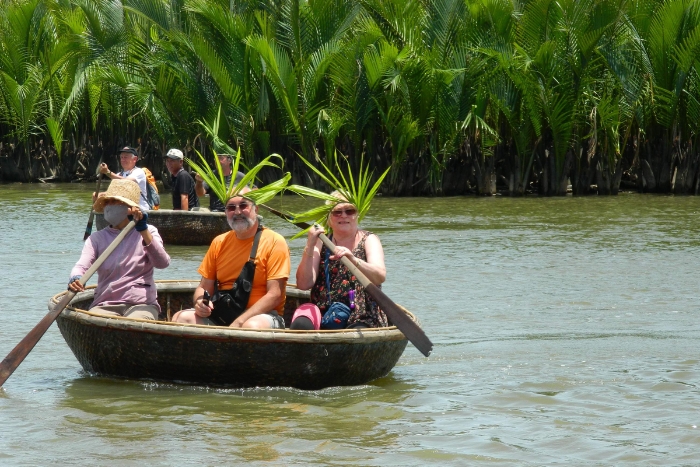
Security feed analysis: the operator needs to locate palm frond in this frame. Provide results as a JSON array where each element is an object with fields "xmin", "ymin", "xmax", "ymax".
[{"xmin": 186, "ymin": 148, "xmax": 288, "ymax": 207}]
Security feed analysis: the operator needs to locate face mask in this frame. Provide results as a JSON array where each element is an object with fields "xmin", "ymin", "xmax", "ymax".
[{"xmin": 103, "ymin": 204, "xmax": 129, "ymax": 226}]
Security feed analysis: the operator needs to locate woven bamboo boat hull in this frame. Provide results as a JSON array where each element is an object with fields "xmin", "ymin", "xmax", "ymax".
[
  {"xmin": 95, "ymin": 211, "xmax": 229, "ymax": 245},
  {"xmin": 50, "ymin": 281, "xmax": 411, "ymax": 389}
]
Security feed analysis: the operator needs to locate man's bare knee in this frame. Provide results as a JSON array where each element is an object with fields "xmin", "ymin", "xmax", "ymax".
[
  {"xmin": 242, "ymin": 316, "xmax": 270, "ymax": 329},
  {"xmin": 172, "ymin": 309, "xmax": 197, "ymax": 324}
]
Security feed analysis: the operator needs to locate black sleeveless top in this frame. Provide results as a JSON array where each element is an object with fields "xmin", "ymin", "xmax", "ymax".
[{"xmin": 310, "ymin": 231, "xmax": 388, "ymax": 328}]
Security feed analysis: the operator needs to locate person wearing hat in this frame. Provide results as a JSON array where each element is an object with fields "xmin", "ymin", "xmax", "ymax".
[
  {"xmin": 97, "ymin": 146, "xmax": 150, "ymax": 212},
  {"xmin": 171, "ymin": 186, "xmax": 290, "ymax": 329},
  {"xmin": 165, "ymin": 148, "xmax": 199, "ymax": 210},
  {"xmin": 290, "ymin": 190, "xmax": 387, "ymax": 330},
  {"xmin": 194, "ymin": 154, "xmax": 245, "ymax": 212},
  {"xmin": 68, "ymin": 179, "xmax": 171, "ymax": 320}
]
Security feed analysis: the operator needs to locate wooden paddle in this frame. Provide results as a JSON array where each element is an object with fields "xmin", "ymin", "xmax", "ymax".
[
  {"xmin": 260, "ymin": 204, "xmax": 433, "ymax": 357},
  {"xmin": 0, "ymin": 220, "xmax": 136, "ymax": 387},
  {"xmin": 83, "ymin": 173, "xmax": 105, "ymax": 241}
]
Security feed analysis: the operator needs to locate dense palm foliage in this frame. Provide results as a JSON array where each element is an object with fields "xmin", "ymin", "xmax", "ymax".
[{"xmin": 0, "ymin": 0, "xmax": 699, "ymax": 196}]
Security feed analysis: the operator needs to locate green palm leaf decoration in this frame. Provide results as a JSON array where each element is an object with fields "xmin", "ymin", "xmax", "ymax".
[
  {"xmin": 196, "ymin": 104, "xmax": 237, "ymax": 156},
  {"xmin": 186, "ymin": 148, "xmax": 290, "ymax": 207},
  {"xmin": 286, "ymin": 151, "xmax": 390, "ymax": 234}
]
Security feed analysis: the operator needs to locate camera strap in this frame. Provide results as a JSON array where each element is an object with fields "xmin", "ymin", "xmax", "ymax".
[
  {"xmin": 210, "ymin": 224, "xmax": 264, "ymax": 326},
  {"xmin": 324, "ymin": 240, "xmax": 332, "ymax": 307}
]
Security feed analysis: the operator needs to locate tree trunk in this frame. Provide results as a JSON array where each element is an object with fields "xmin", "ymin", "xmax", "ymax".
[{"xmin": 473, "ymin": 151, "xmax": 496, "ymax": 196}]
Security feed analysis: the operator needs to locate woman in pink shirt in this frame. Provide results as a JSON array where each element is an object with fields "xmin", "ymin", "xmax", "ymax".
[{"xmin": 69, "ymin": 179, "xmax": 171, "ymax": 320}]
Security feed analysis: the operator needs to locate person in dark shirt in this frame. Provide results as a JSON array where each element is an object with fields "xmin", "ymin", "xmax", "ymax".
[
  {"xmin": 194, "ymin": 154, "xmax": 245, "ymax": 212},
  {"xmin": 164, "ymin": 148, "xmax": 199, "ymax": 210}
]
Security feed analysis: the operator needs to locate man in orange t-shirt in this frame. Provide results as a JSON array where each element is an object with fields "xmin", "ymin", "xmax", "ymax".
[{"xmin": 172, "ymin": 190, "xmax": 290, "ymax": 328}]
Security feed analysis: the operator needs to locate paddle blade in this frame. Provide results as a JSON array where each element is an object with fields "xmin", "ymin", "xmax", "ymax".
[
  {"xmin": 365, "ymin": 283, "xmax": 433, "ymax": 357},
  {"xmin": 2, "ymin": 221, "xmax": 134, "ymax": 386},
  {"xmin": 83, "ymin": 213, "xmax": 94, "ymax": 241},
  {"xmin": 84, "ymin": 175, "xmax": 103, "ymax": 241},
  {"xmin": 0, "ymin": 291, "xmax": 75, "ymax": 387}
]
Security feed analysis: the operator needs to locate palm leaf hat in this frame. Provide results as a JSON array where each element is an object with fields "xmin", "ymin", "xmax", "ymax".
[{"xmin": 286, "ymin": 151, "xmax": 390, "ymax": 236}]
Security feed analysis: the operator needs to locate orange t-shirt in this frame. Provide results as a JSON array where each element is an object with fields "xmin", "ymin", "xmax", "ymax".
[{"xmin": 197, "ymin": 228, "xmax": 291, "ymax": 315}]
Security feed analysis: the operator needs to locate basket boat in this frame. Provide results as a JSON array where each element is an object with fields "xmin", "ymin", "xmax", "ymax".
[
  {"xmin": 95, "ymin": 210, "xmax": 229, "ymax": 245},
  {"xmin": 49, "ymin": 280, "xmax": 412, "ymax": 389}
]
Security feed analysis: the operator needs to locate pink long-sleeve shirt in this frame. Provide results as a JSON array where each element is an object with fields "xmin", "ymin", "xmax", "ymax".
[{"xmin": 71, "ymin": 226, "xmax": 171, "ymax": 310}]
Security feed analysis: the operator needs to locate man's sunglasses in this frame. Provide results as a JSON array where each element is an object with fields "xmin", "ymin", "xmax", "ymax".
[
  {"xmin": 330, "ymin": 208, "xmax": 357, "ymax": 217},
  {"xmin": 225, "ymin": 202, "xmax": 252, "ymax": 213}
]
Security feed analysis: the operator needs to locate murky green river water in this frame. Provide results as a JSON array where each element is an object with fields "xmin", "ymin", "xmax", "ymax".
[{"xmin": 1, "ymin": 183, "xmax": 700, "ymax": 465}]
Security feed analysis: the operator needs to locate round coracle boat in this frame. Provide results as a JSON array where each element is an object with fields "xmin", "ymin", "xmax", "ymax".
[
  {"xmin": 49, "ymin": 280, "xmax": 412, "ymax": 389},
  {"xmin": 95, "ymin": 210, "xmax": 229, "ymax": 245}
]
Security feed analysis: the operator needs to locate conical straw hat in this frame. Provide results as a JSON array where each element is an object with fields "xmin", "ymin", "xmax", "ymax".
[{"xmin": 93, "ymin": 179, "xmax": 141, "ymax": 213}]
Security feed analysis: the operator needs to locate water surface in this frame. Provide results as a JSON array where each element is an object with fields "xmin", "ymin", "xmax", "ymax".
[{"xmin": 1, "ymin": 184, "xmax": 699, "ymax": 465}]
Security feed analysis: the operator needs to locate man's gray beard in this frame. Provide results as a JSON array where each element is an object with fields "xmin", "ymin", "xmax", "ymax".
[{"xmin": 228, "ymin": 215, "xmax": 255, "ymax": 233}]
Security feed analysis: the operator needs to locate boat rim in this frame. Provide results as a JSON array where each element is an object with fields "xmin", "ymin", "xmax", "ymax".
[
  {"xmin": 142, "ymin": 209, "xmax": 227, "ymax": 217},
  {"xmin": 50, "ymin": 280, "xmax": 414, "ymax": 344}
]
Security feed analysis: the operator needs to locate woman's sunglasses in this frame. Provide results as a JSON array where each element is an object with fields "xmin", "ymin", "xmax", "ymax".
[
  {"xmin": 225, "ymin": 202, "xmax": 251, "ymax": 213},
  {"xmin": 330, "ymin": 208, "xmax": 357, "ymax": 217}
]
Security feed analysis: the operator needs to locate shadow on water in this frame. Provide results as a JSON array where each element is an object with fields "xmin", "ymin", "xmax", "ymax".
[
  {"xmin": 57, "ymin": 373, "xmax": 420, "ymax": 463},
  {"xmin": 61, "ymin": 372, "xmax": 418, "ymax": 412}
]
